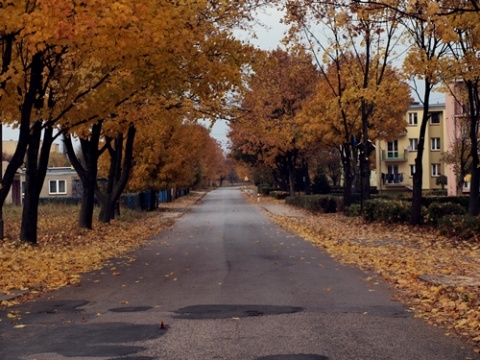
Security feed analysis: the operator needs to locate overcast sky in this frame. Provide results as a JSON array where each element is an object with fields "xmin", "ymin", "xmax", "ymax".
[{"xmin": 210, "ymin": 7, "xmax": 288, "ymax": 151}]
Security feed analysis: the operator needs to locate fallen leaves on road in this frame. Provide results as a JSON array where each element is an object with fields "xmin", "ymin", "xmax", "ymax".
[
  {"xmin": 261, "ymin": 199, "xmax": 480, "ymax": 347},
  {"xmin": 0, "ymin": 191, "xmax": 205, "ymax": 308}
]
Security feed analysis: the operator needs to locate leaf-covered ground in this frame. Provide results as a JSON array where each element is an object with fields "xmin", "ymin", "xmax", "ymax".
[
  {"xmin": 256, "ymin": 196, "xmax": 480, "ymax": 350},
  {"xmin": 0, "ymin": 191, "xmax": 205, "ymax": 308}
]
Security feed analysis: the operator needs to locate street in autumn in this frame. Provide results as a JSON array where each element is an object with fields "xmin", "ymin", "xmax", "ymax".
[{"xmin": 0, "ymin": 187, "xmax": 479, "ymax": 360}]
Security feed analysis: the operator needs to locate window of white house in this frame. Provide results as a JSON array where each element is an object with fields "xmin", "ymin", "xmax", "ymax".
[
  {"xmin": 431, "ymin": 163, "xmax": 441, "ymax": 177},
  {"xmin": 408, "ymin": 138, "xmax": 418, "ymax": 151},
  {"xmin": 21, "ymin": 181, "xmax": 25, "ymax": 196},
  {"xmin": 410, "ymin": 164, "xmax": 416, "ymax": 177},
  {"xmin": 431, "ymin": 137, "xmax": 441, "ymax": 151},
  {"xmin": 430, "ymin": 111, "xmax": 441, "ymax": 124},
  {"xmin": 408, "ymin": 112, "xmax": 418, "ymax": 125},
  {"xmin": 49, "ymin": 180, "xmax": 67, "ymax": 194}
]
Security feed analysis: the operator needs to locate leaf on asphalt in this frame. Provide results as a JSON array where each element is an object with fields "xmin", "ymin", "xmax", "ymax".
[
  {"xmin": 0, "ymin": 200, "xmax": 189, "ymax": 307},
  {"xmin": 260, "ymin": 200, "xmax": 480, "ymax": 346}
]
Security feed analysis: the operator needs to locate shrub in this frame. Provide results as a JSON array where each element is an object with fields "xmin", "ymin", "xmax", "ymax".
[
  {"xmin": 258, "ymin": 186, "xmax": 282, "ymax": 196},
  {"xmin": 39, "ymin": 197, "xmax": 81, "ymax": 206},
  {"xmin": 311, "ymin": 173, "xmax": 331, "ymax": 194},
  {"xmin": 270, "ymin": 191, "xmax": 289, "ymax": 200},
  {"xmin": 344, "ymin": 204, "xmax": 362, "ymax": 217},
  {"xmin": 425, "ymin": 202, "xmax": 466, "ymax": 225},
  {"xmin": 286, "ymin": 195, "xmax": 337, "ymax": 213},
  {"xmin": 362, "ymin": 199, "xmax": 411, "ymax": 223},
  {"xmin": 400, "ymin": 195, "xmax": 469, "ymax": 210},
  {"xmin": 438, "ymin": 214, "xmax": 480, "ymax": 241}
]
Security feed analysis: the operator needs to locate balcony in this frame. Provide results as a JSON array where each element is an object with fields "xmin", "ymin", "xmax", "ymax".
[{"xmin": 381, "ymin": 150, "xmax": 408, "ymax": 162}]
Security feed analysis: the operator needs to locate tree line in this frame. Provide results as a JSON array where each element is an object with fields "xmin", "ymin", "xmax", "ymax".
[
  {"xmin": 0, "ymin": 0, "xmax": 256, "ymax": 244},
  {"xmin": 229, "ymin": 0, "xmax": 480, "ymax": 225}
]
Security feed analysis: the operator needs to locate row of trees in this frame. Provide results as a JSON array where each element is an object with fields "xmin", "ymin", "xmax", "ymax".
[
  {"xmin": 0, "ymin": 0, "xmax": 256, "ymax": 244},
  {"xmin": 230, "ymin": 0, "xmax": 480, "ymax": 225}
]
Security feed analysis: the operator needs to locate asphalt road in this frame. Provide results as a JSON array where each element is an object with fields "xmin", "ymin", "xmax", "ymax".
[{"xmin": 0, "ymin": 187, "xmax": 478, "ymax": 360}]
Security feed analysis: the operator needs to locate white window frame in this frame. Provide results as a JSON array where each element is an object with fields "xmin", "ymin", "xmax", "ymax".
[
  {"xmin": 49, "ymin": 179, "xmax": 67, "ymax": 195},
  {"xmin": 410, "ymin": 164, "xmax": 416, "ymax": 177},
  {"xmin": 431, "ymin": 163, "xmax": 441, "ymax": 177},
  {"xmin": 408, "ymin": 138, "xmax": 418, "ymax": 151},
  {"xmin": 408, "ymin": 112, "xmax": 418, "ymax": 125},
  {"xmin": 431, "ymin": 137, "xmax": 441, "ymax": 151}
]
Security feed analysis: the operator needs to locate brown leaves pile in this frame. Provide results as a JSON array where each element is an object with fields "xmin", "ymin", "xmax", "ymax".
[
  {"xmin": 0, "ymin": 191, "xmax": 204, "ymax": 308},
  {"xmin": 264, "ymin": 201, "xmax": 480, "ymax": 347}
]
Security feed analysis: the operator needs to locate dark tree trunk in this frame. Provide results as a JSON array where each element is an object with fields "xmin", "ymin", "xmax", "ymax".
[
  {"xmin": 98, "ymin": 125, "xmax": 136, "ymax": 223},
  {"xmin": 341, "ymin": 144, "xmax": 355, "ymax": 207},
  {"xmin": 287, "ymin": 152, "xmax": 296, "ymax": 196},
  {"xmin": 360, "ymin": 107, "xmax": 372, "ymax": 202},
  {"xmin": 303, "ymin": 160, "xmax": 311, "ymax": 195},
  {"xmin": 64, "ymin": 122, "xmax": 102, "ymax": 229},
  {"xmin": 20, "ymin": 122, "xmax": 54, "ymax": 244},
  {"xmin": 411, "ymin": 83, "xmax": 432, "ymax": 226},
  {"xmin": 0, "ymin": 53, "xmax": 43, "ymax": 210},
  {"xmin": 466, "ymin": 80, "xmax": 480, "ymax": 216}
]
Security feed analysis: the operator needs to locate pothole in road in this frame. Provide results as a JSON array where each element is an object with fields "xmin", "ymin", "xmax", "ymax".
[{"xmin": 173, "ymin": 304, "xmax": 303, "ymax": 320}]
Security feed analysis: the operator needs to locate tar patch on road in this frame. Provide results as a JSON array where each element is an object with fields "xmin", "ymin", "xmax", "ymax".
[
  {"xmin": 108, "ymin": 357, "xmax": 156, "ymax": 360},
  {"xmin": 109, "ymin": 306, "xmax": 153, "ymax": 313},
  {"xmin": 0, "ymin": 322, "xmax": 166, "ymax": 359},
  {"xmin": 257, "ymin": 356, "xmax": 329, "ymax": 360},
  {"xmin": 173, "ymin": 304, "xmax": 303, "ymax": 319}
]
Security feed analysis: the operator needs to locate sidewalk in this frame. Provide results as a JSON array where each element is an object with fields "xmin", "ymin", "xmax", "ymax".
[{"xmin": 249, "ymin": 194, "xmax": 480, "ymax": 348}]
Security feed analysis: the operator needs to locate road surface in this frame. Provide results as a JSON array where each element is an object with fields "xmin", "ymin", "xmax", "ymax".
[{"xmin": 0, "ymin": 187, "xmax": 478, "ymax": 360}]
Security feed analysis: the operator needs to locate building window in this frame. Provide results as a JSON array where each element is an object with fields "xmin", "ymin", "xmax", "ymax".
[
  {"xmin": 387, "ymin": 140, "xmax": 398, "ymax": 158},
  {"xmin": 408, "ymin": 112, "xmax": 418, "ymax": 125},
  {"xmin": 430, "ymin": 111, "xmax": 441, "ymax": 124},
  {"xmin": 431, "ymin": 163, "xmax": 441, "ymax": 177},
  {"xmin": 431, "ymin": 137, "xmax": 441, "ymax": 151},
  {"xmin": 386, "ymin": 165, "xmax": 403, "ymax": 183},
  {"xmin": 408, "ymin": 138, "xmax": 418, "ymax": 151},
  {"xmin": 410, "ymin": 164, "xmax": 416, "ymax": 177},
  {"xmin": 49, "ymin": 180, "xmax": 67, "ymax": 194}
]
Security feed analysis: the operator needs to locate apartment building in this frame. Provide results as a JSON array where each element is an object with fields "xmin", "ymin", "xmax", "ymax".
[{"xmin": 375, "ymin": 102, "xmax": 447, "ymax": 194}]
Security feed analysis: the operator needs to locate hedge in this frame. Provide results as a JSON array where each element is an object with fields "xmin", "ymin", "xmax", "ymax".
[
  {"xmin": 258, "ymin": 186, "xmax": 282, "ymax": 196},
  {"xmin": 400, "ymin": 195, "xmax": 469, "ymax": 210},
  {"xmin": 438, "ymin": 214, "xmax": 480, "ymax": 241},
  {"xmin": 362, "ymin": 199, "xmax": 411, "ymax": 223},
  {"xmin": 270, "ymin": 191, "xmax": 290, "ymax": 200},
  {"xmin": 286, "ymin": 194, "xmax": 338, "ymax": 213},
  {"xmin": 424, "ymin": 202, "xmax": 466, "ymax": 225}
]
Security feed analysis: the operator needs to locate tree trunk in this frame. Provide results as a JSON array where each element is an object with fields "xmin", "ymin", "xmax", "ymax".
[
  {"xmin": 64, "ymin": 122, "xmax": 102, "ymax": 229},
  {"xmin": 0, "ymin": 53, "xmax": 43, "ymax": 210},
  {"xmin": 466, "ymin": 80, "xmax": 480, "ymax": 216},
  {"xmin": 341, "ymin": 144, "xmax": 354, "ymax": 207},
  {"xmin": 97, "ymin": 125, "xmax": 136, "ymax": 224},
  {"xmin": 20, "ymin": 122, "xmax": 54, "ymax": 244},
  {"xmin": 303, "ymin": 161, "xmax": 311, "ymax": 195},
  {"xmin": 411, "ymin": 85, "xmax": 432, "ymax": 226}
]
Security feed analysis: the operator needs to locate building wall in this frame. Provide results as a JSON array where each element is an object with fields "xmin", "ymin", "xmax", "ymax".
[
  {"xmin": 20, "ymin": 167, "xmax": 79, "ymax": 200},
  {"xmin": 376, "ymin": 103, "xmax": 447, "ymax": 193}
]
